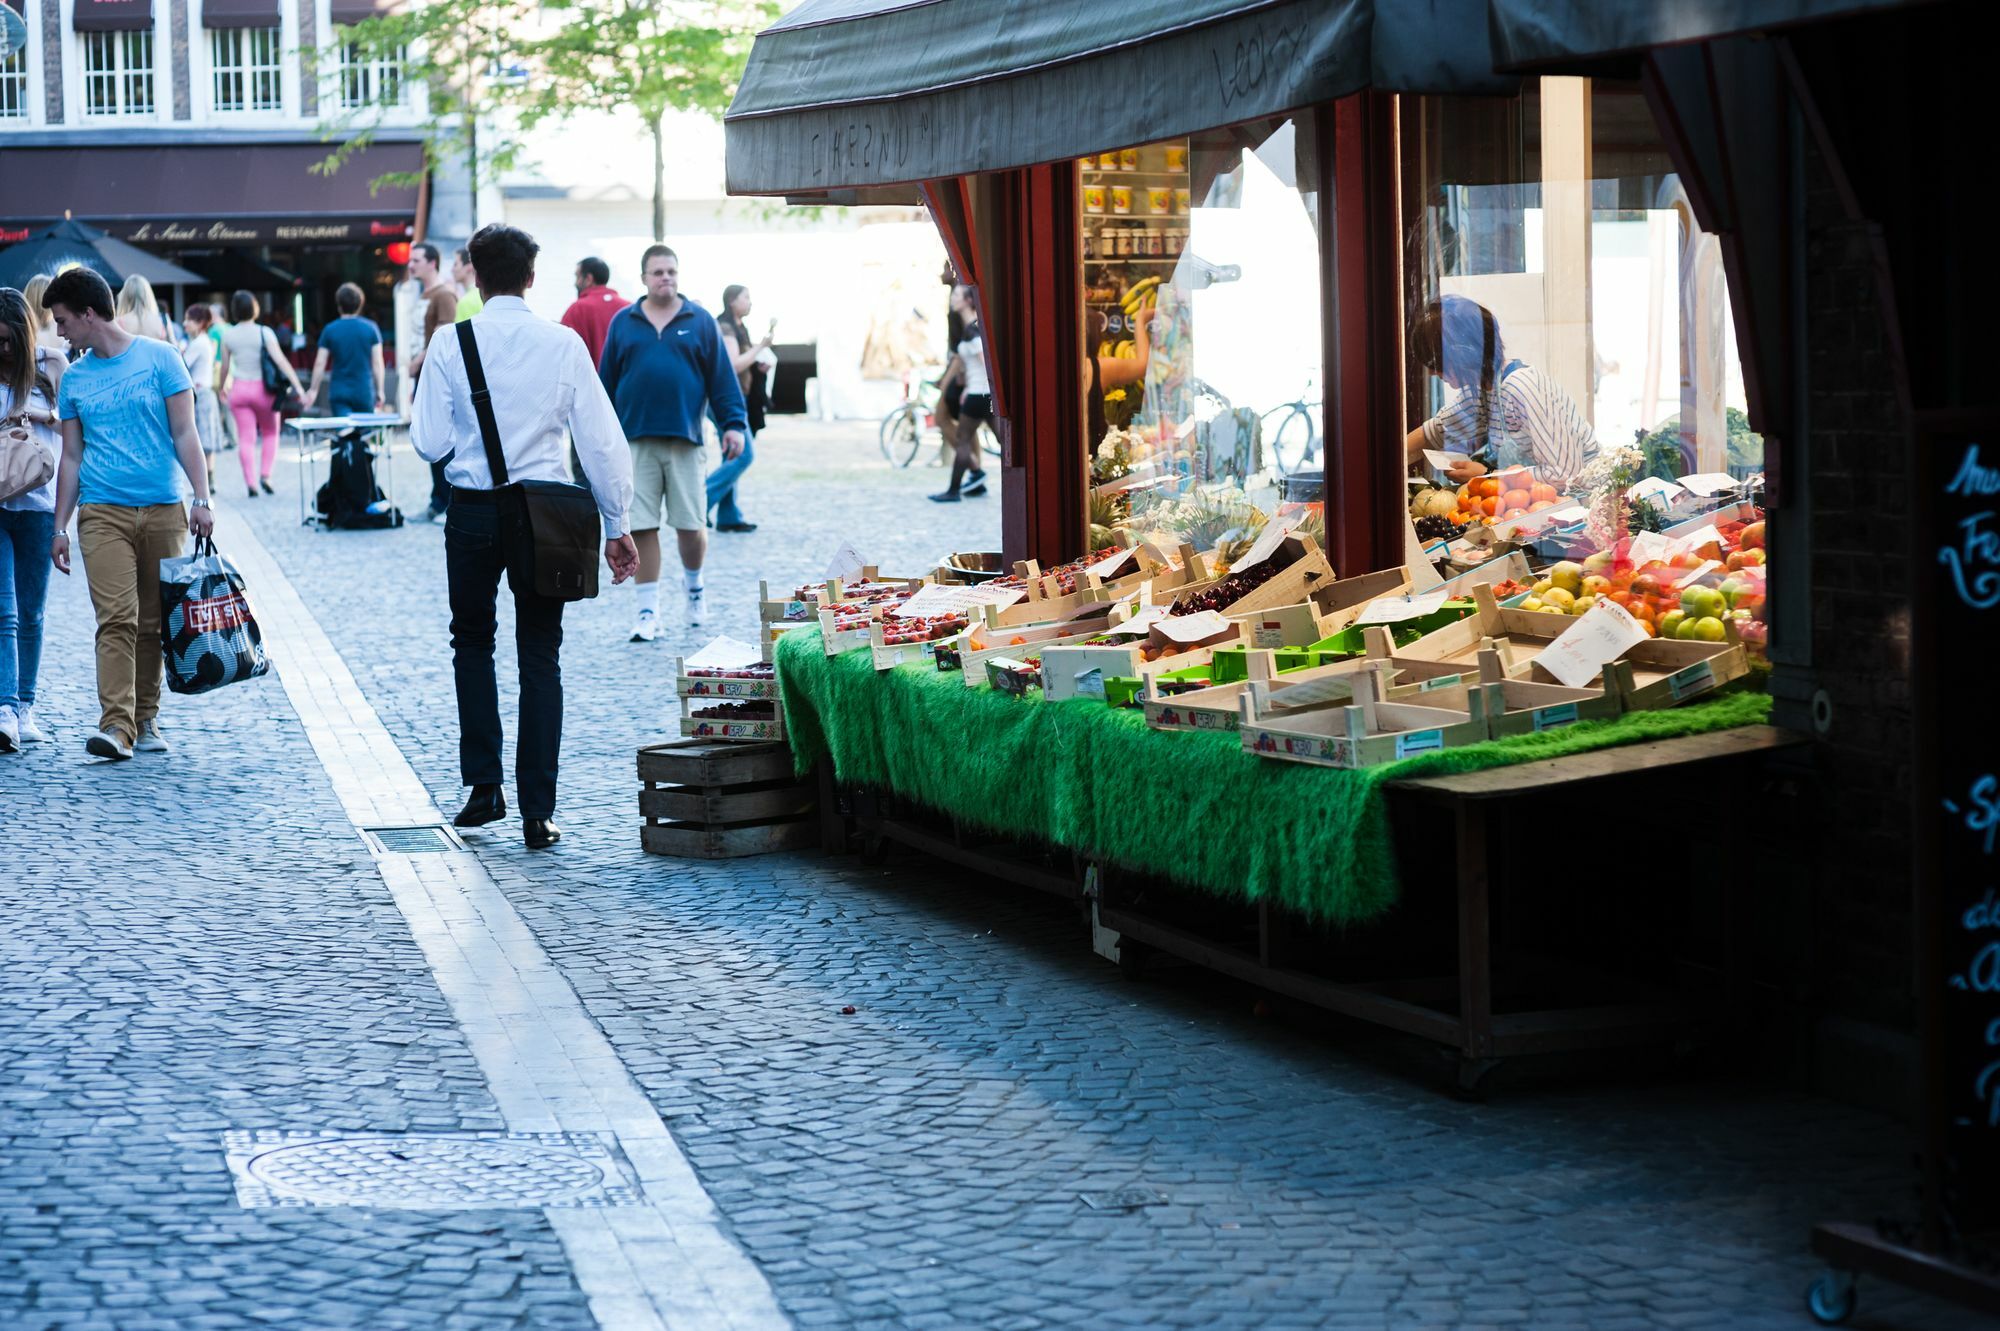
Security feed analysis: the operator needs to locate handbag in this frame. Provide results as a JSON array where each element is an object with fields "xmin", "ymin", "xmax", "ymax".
[
  {"xmin": 0, "ymin": 420, "xmax": 55, "ymax": 505},
  {"xmin": 258, "ymin": 328, "xmax": 300, "ymax": 413},
  {"xmin": 456, "ymin": 320, "xmax": 602, "ymax": 601}
]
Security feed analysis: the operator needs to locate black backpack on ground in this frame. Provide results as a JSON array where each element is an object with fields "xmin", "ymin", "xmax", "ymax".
[{"xmin": 316, "ymin": 432, "xmax": 404, "ymax": 529}]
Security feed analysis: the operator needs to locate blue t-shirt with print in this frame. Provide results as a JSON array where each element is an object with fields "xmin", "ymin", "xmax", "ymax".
[
  {"xmin": 317, "ymin": 314, "xmax": 382, "ymax": 412},
  {"xmin": 56, "ymin": 337, "xmax": 194, "ymax": 507}
]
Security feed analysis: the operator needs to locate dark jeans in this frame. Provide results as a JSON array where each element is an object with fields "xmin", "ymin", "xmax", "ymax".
[
  {"xmin": 445, "ymin": 489, "xmax": 566, "ymax": 818},
  {"xmin": 429, "ymin": 459, "xmax": 453, "ymax": 513}
]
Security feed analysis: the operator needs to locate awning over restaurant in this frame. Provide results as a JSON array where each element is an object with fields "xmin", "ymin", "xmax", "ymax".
[
  {"xmin": 1485, "ymin": 0, "xmax": 1945, "ymax": 69},
  {"xmin": 72, "ymin": 0, "xmax": 152, "ymax": 32},
  {"xmin": 0, "ymin": 142, "xmax": 422, "ymax": 246},
  {"xmin": 329, "ymin": 0, "xmax": 393, "ymax": 25},
  {"xmin": 202, "ymin": 0, "xmax": 282, "ymax": 29},
  {"xmin": 723, "ymin": 0, "xmax": 1512, "ymax": 195}
]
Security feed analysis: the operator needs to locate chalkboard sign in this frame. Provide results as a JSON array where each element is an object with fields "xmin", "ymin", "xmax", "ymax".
[{"xmin": 1920, "ymin": 422, "xmax": 2000, "ymax": 1242}]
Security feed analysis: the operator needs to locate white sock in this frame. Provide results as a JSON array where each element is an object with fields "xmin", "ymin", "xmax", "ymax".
[
  {"xmin": 634, "ymin": 580, "xmax": 660, "ymax": 616},
  {"xmin": 684, "ymin": 568, "xmax": 704, "ymax": 596}
]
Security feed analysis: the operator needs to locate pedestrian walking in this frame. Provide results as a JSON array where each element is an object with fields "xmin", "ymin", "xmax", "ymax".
[
  {"xmin": 178, "ymin": 304, "xmax": 223, "ymax": 490},
  {"xmin": 42, "ymin": 266, "xmax": 215, "ymax": 762},
  {"xmin": 709, "ymin": 284, "xmax": 772, "ymax": 534},
  {"xmin": 218, "ymin": 291, "xmax": 312, "ymax": 500},
  {"xmin": 114, "ymin": 274, "xmax": 175, "ymax": 343},
  {"xmin": 930, "ymin": 285, "xmax": 991, "ymax": 503},
  {"xmin": 408, "ymin": 243, "xmax": 461, "ymax": 522},
  {"xmin": 408, "ymin": 223, "xmax": 637, "ymax": 849},
  {"xmin": 559, "ymin": 257, "xmax": 622, "ymax": 367},
  {"xmin": 453, "ymin": 248, "xmax": 483, "ymax": 321},
  {"xmin": 207, "ymin": 301, "xmax": 238, "ymax": 453},
  {"xmin": 596, "ymin": 244, "xmax": 748, "ymax": 640},
  {"xmin": 306, "ymin": 283, "xmax": 387, "ymax": 417},
  {"xmin": 0, "ymin": 288, "xmax": 65, "ymax": 752},
  {"xmin": 22, "ymin": 275, "xmax": 68, "ymax": 360}
]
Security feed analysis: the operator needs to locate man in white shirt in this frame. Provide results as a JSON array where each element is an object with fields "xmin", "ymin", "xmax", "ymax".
[{"xmin": 411, "ymin": 223, "xmax": 640, "ymax": 849}]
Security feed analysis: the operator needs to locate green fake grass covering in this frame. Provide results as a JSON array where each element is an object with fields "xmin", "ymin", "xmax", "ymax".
[{"xmin": 774, "ymin": 629, "xmax": 1773, "ymax": 925}]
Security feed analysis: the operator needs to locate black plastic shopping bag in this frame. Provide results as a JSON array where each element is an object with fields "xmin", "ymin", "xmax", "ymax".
[{"xmin": 159, "ymin": 537, "xmax": 272, "ymax": 695}]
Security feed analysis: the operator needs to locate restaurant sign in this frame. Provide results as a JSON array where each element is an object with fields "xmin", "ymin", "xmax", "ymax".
[{"xmin": 0, "ymin": 217, "xmax": 414, "ymax": 247}]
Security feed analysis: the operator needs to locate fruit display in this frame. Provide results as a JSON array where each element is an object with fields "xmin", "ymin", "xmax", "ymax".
[
  {"xmin": 1409, "ymin": 486, "xmax": 1458, "ymax": 520},
  {"xmin": 1413, "ymin": 513, "xmax": 1459, "ymax": 541},
  {"xmin": 685, "ymin": 662, "xmax": 775, "ymax": 680},
  {"xmin": 880, "ymin": 614, "xmax": 970, "ymax": 646},
  {"xmin": 992, "ymin": 547, "xmax": 1124, "ymax": 595},
  {"xmin": 1169, "ymin": 557, "xmax": 1283, "ymax": 615}
]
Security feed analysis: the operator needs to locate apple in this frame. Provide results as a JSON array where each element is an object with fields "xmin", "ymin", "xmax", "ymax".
[
  {"xmin": 1691, "ymin": 616, "xmax": 1728, "ymax": 642},
  {"xmin": 1581, "ymin": 574, "xmax": 1612, "ymax": 597},
  {"xmin": 1658, "ymin": 609, "xmax": 1687, "ymax": 638}
]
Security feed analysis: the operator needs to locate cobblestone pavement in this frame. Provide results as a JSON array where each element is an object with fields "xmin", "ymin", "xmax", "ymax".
[{"xmin": 3, "ymin": 417, "xmax": 1980, "ymax": 1329}]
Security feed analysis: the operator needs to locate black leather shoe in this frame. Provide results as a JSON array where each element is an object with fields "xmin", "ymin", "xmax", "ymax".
[
  {"xmin": 523, "ymin": 819, "xmax": 562, "ymax": 850},
  {"xmin": 454, "ymin": 784, "xmax": 507, "ymax": 827}
]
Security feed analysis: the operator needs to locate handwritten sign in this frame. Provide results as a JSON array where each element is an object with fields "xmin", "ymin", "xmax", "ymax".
[
  {"xmin": 1670, "ymin": 524, "xmax": 1727, "ymax": 558},
  {"xmin": 888, "ymin": 582, "xmax": 1024, "ymax": 618},
  {"xmin": 1942, "ymin": 443, "xmax": 2000, "ymax": 608},
  {"xmin": 1674, "ymin": 559, "xmax": 1724, "ymax": 589},
  {"xmin": 1677, "ymin": 471, "xmax": 1741, "ymax": 497},
  {"xmin": 1533, "ymin": 599, "xmax": 1646, "ymax": 688},
  {"xmin": 1355, "ymin": 589, "xmax": 1448, "ymax": 625},
  {"xmin": 1628, "ymin": 530, "xmax": 1675, "ymax": 566},
  {"xmin": 1101, "ymin": 606, "xmax": 1169, "ymax": 638},
  {"xmin": 1087, "ymin": 547, "xmax": 1138, "ymax": 581},
  {"xmin": 1232, "ymin": 512, "xmax": 1303, "ymax": 575},
  {"xmin": 683, "ymin": 635, "xmax": 762, "ymax": 670},
  {"xmin": 1154, "ymin": 609, "xmax": 1235, "ymax": 645},
  {"xmin": 823, "ymin": 542, "xmax": 866, "ymax": 582},
  {"xmin": 1628, "ymin": 476, "xmax": 1685, "ymax": 506}
]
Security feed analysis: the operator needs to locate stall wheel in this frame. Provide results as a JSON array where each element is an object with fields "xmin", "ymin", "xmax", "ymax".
[{"xmin": 1805, "ymin": 1270, "xmax": 1857, "ymax": 1325}]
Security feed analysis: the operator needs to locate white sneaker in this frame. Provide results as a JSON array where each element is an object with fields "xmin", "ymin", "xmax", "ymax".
[
  {"xmin": 85, "ymin": 729, "xmax": 134, "ymax": 761},
  {"xmin": 629, "ymin": 608, "xmax": 659, "ymax": 643},
  {"xmin": 15, "ymin": 705, "xmax": 45, "ymax": 744},
  {"xmin": 0, "ymin": 706, "xmax": 18, "ymax": 754},
  {"xmin": 134, "ymin": 721, "xmax": 170, "ymax": 753},
  {"xmin": 685, "ymin": 590, "xmax": 705, "ymax": 627}
]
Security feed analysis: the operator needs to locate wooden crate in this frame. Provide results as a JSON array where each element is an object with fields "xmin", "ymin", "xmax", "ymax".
[
  {"xmin": 1240, "ymin": 660, "xmax": 1487, "ymax": 769},
  {"xmin": 637, "ymin": 739, "xmax": 814, "ymax": 860},
  {"xmin": 945, "ymin": 610, "xmax": 1115, "ymax": 687},
  {"xmin": 1167, "ymin": 535, "xmax": 1334, "ymax": 621},
  {"xmin": 1609, "ymin": 639, "xmax": 1751, "ymax": 710},
  {"xmin": 868, "ymin": 618, "xmax": 968, "ymax": 671},
  {"xmin": 679, "ymin": 711, "xmax": 785, "ymax": 742},
  {"xmin": 675, "ymin": 658, "xmax": 780, "ymax": 702},
  {"xmin": 1393, "ymin": 582, "xmax": 1573, "ymax": 680},
  {"xmin": 1041, "ymin": 619, "xmax": 1244, "ymax": 702},
  {"xmin": 1371, "ymin": 638, "xmax": 1622, "ymax": 735},
  {"xmin": 1142, "ymin": 647, "xmax": 1377, "ymax": 733}
]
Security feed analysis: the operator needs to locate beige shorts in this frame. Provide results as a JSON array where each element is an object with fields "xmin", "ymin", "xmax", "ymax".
[{"xmin": 628, "ymin": 436, "xmax": 705, "ymax": 532}]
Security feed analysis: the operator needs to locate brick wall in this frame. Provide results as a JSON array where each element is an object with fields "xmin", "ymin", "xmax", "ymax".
[{"xmin": 1800, "ymin": 135, "xmax": 1916, "ymax": 1039}]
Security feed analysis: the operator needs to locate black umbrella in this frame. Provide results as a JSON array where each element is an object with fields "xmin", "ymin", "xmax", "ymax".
[{"xmin": 0, "ymin": 217, "xmax": 209, "ymax": 291}]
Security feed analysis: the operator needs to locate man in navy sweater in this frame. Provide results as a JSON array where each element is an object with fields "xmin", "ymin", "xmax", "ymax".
[{"xmin": 597, "ymin": 244, "xmax": 748, "ymax": 639}]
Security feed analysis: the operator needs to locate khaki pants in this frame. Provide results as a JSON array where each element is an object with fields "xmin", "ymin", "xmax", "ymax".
[{"xmin": 78, "ymin": 503, "xmax": 186, "ymax": 745}]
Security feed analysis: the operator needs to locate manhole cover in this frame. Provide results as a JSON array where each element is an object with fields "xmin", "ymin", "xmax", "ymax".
[
  {"xmin": 1079, "ymin": 1186, "xmax": 1170, "ymax": 1210},
  {"xmin": 361, "ymin": 825, "xmax": 464, "ymax": 855},
  {"xmin": 223, "ymin": 1131, "xmax": 642, "ymax": 1209}
]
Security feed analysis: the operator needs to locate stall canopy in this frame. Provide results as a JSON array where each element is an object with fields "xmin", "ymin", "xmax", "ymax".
[
  {"xmin": 724, "ymin": 0, "xmax": 1511, "ymax": 195},
  {"xmin": 1486, "ymin": 0, "xmax": 1945, "ymax": 68},
  {"xmin": 202, "ymin": 0, "xmax": 281, "ymax": 27},
  {"xmin": 72, "ymin": 0, "xmax": 152, "ymax": 31}
]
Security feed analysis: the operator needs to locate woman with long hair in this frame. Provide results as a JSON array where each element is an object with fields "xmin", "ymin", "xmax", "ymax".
[
  {"xmin": 1403, "ymin": 294, "xmax": 1598, "ymax": 489},
  {"xmin": 22, "ymin": 274, "xmax": 67, "ymax": 359},
  {"xmin": 179, "ymin": 304, "xmax": 224, "ymax": 489},
  {"xmin": 115, "ymin": 274, "xmax": 172, "ymax": 342},
  {"xmin": 217, "ymin": 290, "xmax": 311, "ymax": 498},
  {"xmin": 708, "ymin": 284, "xmax": 770, "ymax": 532},
  {"xmin": 0, "ymin": 287, "xmax": 66, "ymax": 750},
  {"xmin": 929, "ymin": 284, "xmax": 992, "ymax": 503}
]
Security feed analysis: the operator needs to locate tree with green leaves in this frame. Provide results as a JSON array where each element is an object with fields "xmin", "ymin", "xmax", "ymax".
[{"xmin": 318, "ymin": 0, "xmax": 773, "ymax": 241}]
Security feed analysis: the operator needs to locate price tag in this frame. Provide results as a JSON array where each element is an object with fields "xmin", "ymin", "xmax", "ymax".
[
  {"xmin": 889, "ymin": 582, "xmax": 1026, "ymax": 618},
  {"xmin": 1395, "ymin": 729, "xmax": 1445, "ymax": 758},
  {"xmin": 1232, "ymin": 512, "xmax": 1303, "ymax": 574},
  {"xmin": 1627, "ymin": 530, "xmax": 1674, "ymax": 566},
  {"xmin": 1421, "ymin": 449, "xmax": 1460, "ymax": 472},
  {"xmin": 1627, "ymin": 476, "xmax": 1685, "ymax": 505},
  {"xmin": 1674, "ymin": 559, "xmax": 1723, "ymax": 589},
  {"xmin": 1102, "ymin": 606, "xmax": 1169, "ymax": 638},
  {"xmin": 1073, "ymin": 668, "xmax": 1107, "ymax": 699},
  {"xmin": 1669, "ymin": 524, "xmax": 1726, "ymax": 557},
  {"xmin": 683, "ymin": 635, "xmax": 763, "ymax": 670},
  {"xmin": 1677, "ymin": 472, "xmax": 1741, "ymax": 496},
  {"xmin": 1669, "ymin": 660, "xmax": 1717, "ymax": 700},
  {"xmin": 1534, "ymin": 599, "xmax": 1647, "ymax": 689},
  {"xmin": 1087, "ymin": 547, "xmax": 1137, "ymax": 580},
  {"xmin": 1355, "ymin": 589, "xmax": 1449, "ymax": 625},
  {"xmin": 1154, "ymin": 609, "xmax": 1234, "ymax": 644},
  {"xmin": 824, "ymin": 541, "xmax": 866, "ymax": 582}
]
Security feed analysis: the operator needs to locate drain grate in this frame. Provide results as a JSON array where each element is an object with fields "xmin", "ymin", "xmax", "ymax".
[
  {"xmin": 360, "ymin": 824, "xmax": 464, "ymax": 855},
  {"xmin": 1079, "ymin": 1186, "xmax": 1171, "ymax": 1211},
  {"xmin": 223, "ymin": 1131, "xmax": 642, "ymax": 1210}
]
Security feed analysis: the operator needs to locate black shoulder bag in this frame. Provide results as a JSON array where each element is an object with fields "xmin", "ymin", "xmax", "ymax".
[{"xmin": 457, "ymin": 321, "xmax": 602, "ymax": 601}]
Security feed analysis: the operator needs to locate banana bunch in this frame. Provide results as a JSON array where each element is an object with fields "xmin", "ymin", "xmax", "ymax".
[{"xmin": 1119, "ymin": 276, "xmax": 1163, "ymax": 316}]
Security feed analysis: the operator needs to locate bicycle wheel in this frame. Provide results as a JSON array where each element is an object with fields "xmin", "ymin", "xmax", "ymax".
[
  {"xmin": 977, "ymin": 420, "xmax": 1002, "ymax": 461},
  {"xmin": 879, "ymin": 405, "xmax": 922, "ymax": 467},
  {"xmin": 1269, "ymin": 408, "xmax": 1316, "ymax": 475}
]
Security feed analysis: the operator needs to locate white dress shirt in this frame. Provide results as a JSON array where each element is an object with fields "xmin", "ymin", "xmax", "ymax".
[{"xmin": 411, "ymin": 295, "xmax": 636, "ymax": 538}]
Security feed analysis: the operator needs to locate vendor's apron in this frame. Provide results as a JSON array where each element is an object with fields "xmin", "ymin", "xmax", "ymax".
[{"xmin": 1478, "ymin": 359, "xmax": 1531, "ymax": 472}]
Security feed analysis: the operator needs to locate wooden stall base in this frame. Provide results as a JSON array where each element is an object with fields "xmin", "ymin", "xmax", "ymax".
[
  {"xmin": 1806, "ymin": 1223, "xmax": 2000, "ymax": 1324},
  {"xmin": 638, "ymin": 739, "xmax": 814, "ymax": 860}
]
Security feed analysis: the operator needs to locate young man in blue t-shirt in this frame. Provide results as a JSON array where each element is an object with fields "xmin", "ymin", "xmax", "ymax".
[
  {"xmin": 46, "ymin": 267, "xmax": 213, "ymax": 762},
  {"xmin": 306, "ymin": 282, "xmax": 386, "ymax": 418}
]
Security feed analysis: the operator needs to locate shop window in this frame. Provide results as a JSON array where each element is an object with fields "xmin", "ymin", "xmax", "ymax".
[
  {"xmin": 210, "ymin": 25, "xmax": 283, "ymax": 113},
  {"xmin": 0, "ymin": 44, "xmax": 28, "ymax": 121},
  {"xmin": 335, "ymin": 37, "xmax": 406, "ymax": 109},
  {"xmin": 1081, "ymin": 119, "xmax": 1324, "ymax": 553},
  {"xmin": 82, "ymin": 29, "xmax": 154, "ymax": 118},
  {"xmin": 1402, "ymin": 79, "xmax": 1769, "ymax": 650}
]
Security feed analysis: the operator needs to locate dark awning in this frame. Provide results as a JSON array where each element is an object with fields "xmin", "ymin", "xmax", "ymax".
[
  {"xmin": 72, "ymin": 0, "xmax": 152, "ymax": 32},
  {"xmin": 202, "ymin": 0, "xmax": 281, "ymax": 28},
  {"xmin": 0, "ymin": 142, "xmax": 422, "ymax": 244},
  {"xmin": 724, "ymin": 0, "xmax": 1513, "ymax": 195},
  {"xmin": 1486, "ymin": 0, "xmax": 1945, "ymax": 69},
  {"xmin": 330, "ymin": 0, "xmax": 393, "ymax": 25}
]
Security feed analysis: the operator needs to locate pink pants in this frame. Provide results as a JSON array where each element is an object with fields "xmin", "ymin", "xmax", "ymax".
[{"xmin": 227, "ymin": 380, "xmax": 280, "ymax": 488}]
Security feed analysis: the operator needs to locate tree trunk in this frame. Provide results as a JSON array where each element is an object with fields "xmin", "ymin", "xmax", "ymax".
[{"xmin": 651, "ymin": 112, "xmax": 666, "ymax": 242}]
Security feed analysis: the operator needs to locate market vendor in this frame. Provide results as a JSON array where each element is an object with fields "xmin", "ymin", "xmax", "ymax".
[
  {"xmin": 1402, "ymin": 295, "xmax": 1598, "ymax": 489},
  {"xmin": 1085, "ymin": 295, "xmax": 1155, "ymax": 448}
]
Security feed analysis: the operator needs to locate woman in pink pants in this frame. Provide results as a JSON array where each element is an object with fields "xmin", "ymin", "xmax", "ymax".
[{"xmin": 218, "ymin": 290, "xmax": 312, "ymax": 499}]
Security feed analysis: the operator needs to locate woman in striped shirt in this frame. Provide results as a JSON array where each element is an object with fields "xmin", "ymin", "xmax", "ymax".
[{"xmin": 1402, "ymin": 296, "xmax": 1598, "ymax": 490}]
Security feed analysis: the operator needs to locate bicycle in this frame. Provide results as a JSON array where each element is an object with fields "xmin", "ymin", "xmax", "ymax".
[
  {"xmin": 1262, "ymin": 389, "xmax": 1322, "ymax": 476},
  {"xmin": 879, "ymin": 369, "xmax": 1002, "ymax": 468}
]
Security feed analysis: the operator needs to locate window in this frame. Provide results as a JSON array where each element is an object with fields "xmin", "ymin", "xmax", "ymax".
[
  {"xmin": 0, "ymin": 42, "xmax": 28, "ymax": 121},
  {"xmin": 335, "ymin": 37, "xmax": 405, "ymax": 109},
  {"xmin": 209, "ymin": 25, "xmax": 282, "ymax": 113},
  {"xmin": 82, "ymin": 29, "xmax": 154, "ymax": 117}
]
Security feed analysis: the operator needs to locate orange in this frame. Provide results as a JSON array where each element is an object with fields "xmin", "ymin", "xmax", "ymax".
[
  {"xmin": 1475, "ymin": 477, "xmax": 1501, "ymax": 499},
  {"xmin": 1501, "ymin": 488, "xmax": 1531, "ymax": 512},
  {"xmin": 1481, "ymin": 496, "xmax": 1498, "ymax": 516}
]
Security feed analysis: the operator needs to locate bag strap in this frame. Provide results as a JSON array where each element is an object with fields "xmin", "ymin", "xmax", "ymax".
[{"xmin": 456, "ymin": 320, "xmax": 509, "ymax": 487}]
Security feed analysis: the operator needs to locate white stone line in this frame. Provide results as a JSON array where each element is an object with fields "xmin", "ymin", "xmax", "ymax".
[{"xmin": 215, "ymin": 509, "xmax": 789, "ymax": 1331}]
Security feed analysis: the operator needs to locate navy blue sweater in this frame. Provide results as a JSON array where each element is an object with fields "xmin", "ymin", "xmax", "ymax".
[{"xmin": 596, "ymin": 298, "xmax": 749, "ymax": 442}]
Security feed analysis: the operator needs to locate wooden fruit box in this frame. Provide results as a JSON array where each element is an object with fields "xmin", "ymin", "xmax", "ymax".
[
  {"xmin": 675, "ymin": 658, "xmax": 780, "ymax": 702},
  {"xmin": 1142, "ymin": 647, "xmax": 1378, "ymax": 733},
  {"xmin": 680, "ymin": 710, "xmax": 786, "ymax": 742},
  {"xmin": 943, "ymin": 610, "xmax": 1116, "ymax": 687},
  {"xmin": 990, "ymin": 541, "xmax": 1210, "ymax": 628},
  {"xmin": 1167, "ymin": 535, "xmax": 1334, "ymax": 622},
  {"xmin": 1391, "ymin": 583, "xmax": 1574, "ymax": 680},
  {"xmin": 638, "ymin": 740, "xmax": 813, "ymax": 860},
  {"xmin": 1607, "ymin": 639, "xmax": 1750, "ymax": 710},
  {"xmin": 758, "ymin": 579, "xmax": 822, "ymax": 625},
  {"xmin": 1041, "ymin": 620, "xmax": 1245, "ymax": 702},
  {"xmin": 1240, "ymin": 661, "xmax": 1487, "ymax": 770},
  {"xmin": 1368, "ymin": 639, "xmax": 1621, "ymax": 735},
  {"xmin": 868, "ymin": 618, "xmax": 970, "ymax": 671}
]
